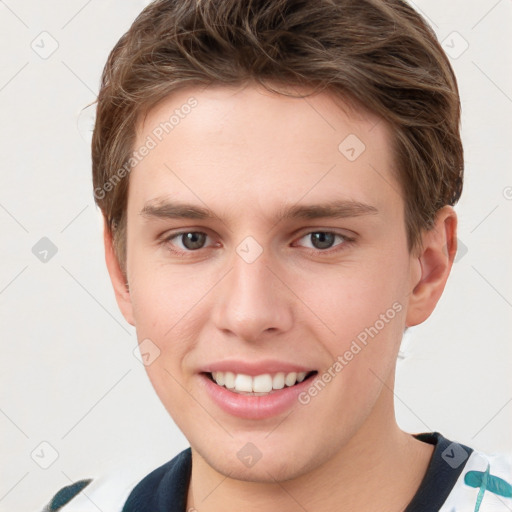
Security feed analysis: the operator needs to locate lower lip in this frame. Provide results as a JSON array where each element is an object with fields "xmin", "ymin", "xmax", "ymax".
[{"xmin": 198, "ymin": 372, "xmax": 316, "ymax": 420}]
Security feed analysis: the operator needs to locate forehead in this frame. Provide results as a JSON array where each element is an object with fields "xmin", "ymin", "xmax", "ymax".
[{"xmin": 129, "ymin": 82, "xmax": 401, "ymax": 220}]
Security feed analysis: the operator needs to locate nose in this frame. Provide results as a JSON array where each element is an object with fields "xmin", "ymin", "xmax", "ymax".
[{"xmin": 211, "ymin": 249, "xmax": 293, "ymax": 342}]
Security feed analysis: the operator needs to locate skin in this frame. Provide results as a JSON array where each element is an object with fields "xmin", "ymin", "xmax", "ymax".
[{"xmin": 104, "ymin": 81, "xmax": 457, "ymax": 511}]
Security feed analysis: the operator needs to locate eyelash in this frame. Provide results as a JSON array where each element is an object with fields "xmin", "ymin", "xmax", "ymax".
[{"xmin": 160, "ymin": 229, "xmax": 355, "ymax": 257}]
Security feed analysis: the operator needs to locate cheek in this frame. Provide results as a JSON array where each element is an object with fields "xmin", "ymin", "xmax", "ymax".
[
  {"xmin": 127, "ymin": 268, "xmax": 202, "ymax": 424},
  {"xmin": 297, "ymin": 251, "xmax": 409, "ymax": 388},
  {"xmin": 128, "ymin": 252, "xmax": 205, "ymax": 333},
  {"xmin": 299, "ymin": 257, "xmax": 408, "ymax": 337},
  {"xmin": 127, "ymin": 259, "xmax": 219, "ymax": 396}
]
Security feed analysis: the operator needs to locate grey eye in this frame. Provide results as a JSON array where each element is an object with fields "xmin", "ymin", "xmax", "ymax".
[
  {"xmin": 309, "ymin": 232, "xmax": 336, "ymax": 250},
  {"xmin": 180, "ymin": 232, "xmax": 207, "ymax": 250}
]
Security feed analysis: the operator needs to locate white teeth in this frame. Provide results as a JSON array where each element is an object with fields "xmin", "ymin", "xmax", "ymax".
[
  {"xmin": 253, "ymin": 374, "xmax": 273, "ymax": 393},
  {"xmin": 210, "ymin": 370, "xmax": 311, "ymax": 394},
  {"xmin": 285, "ymin": 372, "xmax": 297, "ymax": 387},
  {"xmin": 234, "ymin": 374, "xmax": 253, "ymax": 392},
  {"xmin": 224, "ymin": 371, "xmax": 235, "ymax": 389},
  {"xmin": 272, "ymin": 372, "xmax": 285, "ymax": 390}
]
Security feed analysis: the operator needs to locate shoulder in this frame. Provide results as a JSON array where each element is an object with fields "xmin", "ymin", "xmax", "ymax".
[
  {"xmin": 41, "ymin": 479, "xmax": 93, "ymax": 512},
  {"xmin": 122, "ymin": 446, "xmax": 192, "ymax": 511},
  {"xmin": 440, "ymin": 444, "xmax": 512, "ymax": 511},
  {"xmin": 40, "ymin": 448, "xmax": 192, "ymax": 512},
  {"xmin": 40, "ymin": 474, "xmax": 133, "ymax": 512}
]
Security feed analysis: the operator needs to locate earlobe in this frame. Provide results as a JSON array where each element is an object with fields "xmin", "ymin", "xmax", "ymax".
[
  {"xmin": 103, "ymin": 218, "xmax": 135, "ymax": 326},
  {"xmin": 405, "ymin": 206, "xmax": 458, "ymax": 327}
]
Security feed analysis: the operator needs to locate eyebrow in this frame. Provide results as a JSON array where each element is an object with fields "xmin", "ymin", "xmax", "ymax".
[{"xmin": 140, "ymin": 198, "xmax": 378, "ymax": 222}]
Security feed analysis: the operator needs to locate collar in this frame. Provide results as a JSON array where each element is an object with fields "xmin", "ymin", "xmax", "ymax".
[{"xmin": 122, "ymin": 432, "xmax": 473, "ymax": 512}]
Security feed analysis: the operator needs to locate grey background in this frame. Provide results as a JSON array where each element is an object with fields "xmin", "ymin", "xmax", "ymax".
[{"xmin": 0, "ymin": 0, "xmax": 511, "ymax": 510}]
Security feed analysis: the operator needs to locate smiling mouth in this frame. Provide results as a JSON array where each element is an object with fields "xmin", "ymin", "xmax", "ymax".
[{"xmin": 203, "ymin": 370, "xmax": 318, "ymax": 396}]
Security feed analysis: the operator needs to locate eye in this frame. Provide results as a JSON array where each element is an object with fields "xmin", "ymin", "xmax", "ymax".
[
  {"xmin": 295, "ymin": 231, "xmax": 353, "ymax": 252},
  {"xmin": 163, "ymin": 231, "xmax": 213, "ymax": 253},
  {"xmin": 161, "ymin": 229, "xmax": 354, "ymax": 256}
]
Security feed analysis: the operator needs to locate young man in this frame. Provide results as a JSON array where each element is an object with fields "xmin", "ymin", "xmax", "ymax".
[{"xmin": 42, "ymin": 0, "xmax": 511, "ymax": 511}]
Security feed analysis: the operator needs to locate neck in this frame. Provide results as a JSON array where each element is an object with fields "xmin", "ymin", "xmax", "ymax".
[{"xmin": 186, "ymin": 383, "xmax": 434, "ymax": 512}]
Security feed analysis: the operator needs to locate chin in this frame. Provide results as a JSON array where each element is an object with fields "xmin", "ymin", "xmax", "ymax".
[{"xmin": 191, "ymin": 431, "xmax": 331, "ymax": 484}]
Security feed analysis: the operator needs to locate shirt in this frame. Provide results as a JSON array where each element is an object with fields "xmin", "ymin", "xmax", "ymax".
[{"xmin": 41, "ymin": 432, "xmax": 512, "ymax": 512}]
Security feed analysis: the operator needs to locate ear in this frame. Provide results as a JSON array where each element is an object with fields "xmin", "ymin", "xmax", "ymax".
[
  {"xmin": 406, "ymin": 205, "xmax": 458, "ymax": 327},
  {"xmin": 103, "ymin": 217, "xmax": 135, "ymax": 326}
]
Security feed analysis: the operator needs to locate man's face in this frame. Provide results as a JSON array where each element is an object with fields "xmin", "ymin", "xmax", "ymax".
[{"xmin": 122, "ymin": 83, "xmax": 419, "ymax": 481}]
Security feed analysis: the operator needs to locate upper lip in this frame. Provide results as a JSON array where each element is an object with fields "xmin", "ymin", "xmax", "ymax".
[{"xmin": 200, "ymin": 359, "xmax": 316, "ymax": 376}]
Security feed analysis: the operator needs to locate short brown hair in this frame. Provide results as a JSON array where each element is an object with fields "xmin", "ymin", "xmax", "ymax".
[{"xmin": 92, "ymin": 0, "xmax": 463, "ymax": 275}]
